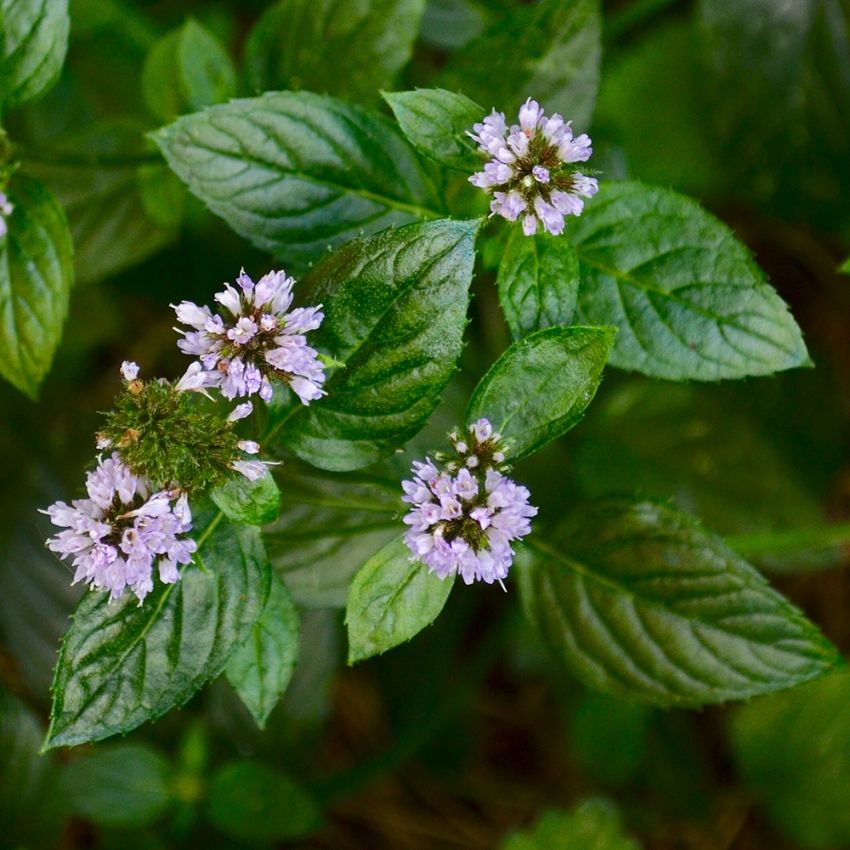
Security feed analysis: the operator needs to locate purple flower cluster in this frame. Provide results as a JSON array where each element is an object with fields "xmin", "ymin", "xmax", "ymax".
[
  {"xmin": 174, "ymin": 268, "xmax": 326, "ymax": 404},
  {"xmin": 43, "ymin": 453, "xmax": 196, "ymax": 604},
  {"xmin": 469, "ymin": 98, "xmax": 598, "ymax": 236},
  {"xmin": 402, "ymin": 419, "xmax": 537, "ymax": 586}
]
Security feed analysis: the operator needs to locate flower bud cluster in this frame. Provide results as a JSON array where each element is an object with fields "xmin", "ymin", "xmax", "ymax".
[{"xmin": 402, "ymin": 419, "xmax": 537, "ymax": 586}]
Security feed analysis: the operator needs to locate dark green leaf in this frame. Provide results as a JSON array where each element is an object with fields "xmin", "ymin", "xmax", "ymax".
[
  {"xmin": 207, "ymin": 761, "xmax": 320, "ymax": 842},
  {"xmin": 0, "ymin": 693, "xmax": 64, "ymax": 848},
  {"xmin": 439, "ymin": 0, "xmax": 601, "ymax": 128},
  {"xmin": 226, "ymin": 574, "xmax": 300, "ymax": 729},
  {"xmin": 466, "ymin": 325, "xmax": 614, "ymax": 462},
  {"xmin": 518, "ymin": 498, "xmax": 842, "ymax": 707},
  {"xmin": 497, "ymin": 228, "xmax": 580, "ymax": 340},
  {"xmin": 24, "ymin": 123, "xmax": 177, "ymax": 285},
  {"xmin": 731, "ymin": 671, "xmax": 850, "ymax": 849},
  {"xmin": 211, "ymin": 469, "xmax": 281, "ymax": 526},
  {"xmin": 346, "ymin": 536, "xmax": 454, "ymax": 663},
  {"xmin": 61, "ymin": 744, "xmax": 171, "ymax": 828},
  {"xmin": 383, "ymin": 88, "xmax": 482, "ymax": 170},
  {"xmin": 0, "ymin": 175, "xmax": 73, "ymax": 399},
  {"xmin": 571, "ymin": 182, "xmax": 810, "ymax": 381},
  {"xmin": 153, "ymin": 91, "xmax": 445, "ymax": 268},
  {"xmin": 502, "ymin": 800, "xmax": 640, "ymax": 850},
  {"xmin": 244, "ymin": 0, "xmax": 424, "ymax": 104},
  {"xmin": 142, "ymin": 18, "xmax": 236, "ymax": 123},
  {"xmin": 45, "ymin": 514, "xmax": 271, "ymax": 748},
  {"xmin": 265, "ymin": 465, "xmax": 398, "ymax": 608},
  {"xmin": 271, "ymin": 218, "xmax": 480, "ymax": 470},
  {"xmin": 420, "ymin": 0, "xmax": 489, "ymax": 50},
  {"xmin": 0, "ymin": 0, "xmax": 69, "ymax": 109}
]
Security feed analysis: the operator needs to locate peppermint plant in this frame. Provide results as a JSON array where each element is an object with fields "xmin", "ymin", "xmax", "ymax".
[{"xmin": 1, "ymin": 1, "xmax": 849, "ymax": 847}]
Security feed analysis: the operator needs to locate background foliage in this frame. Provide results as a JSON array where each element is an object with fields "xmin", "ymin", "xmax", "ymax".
[{"xmin": 1, "ymin": 0, "xmax": 849, "ymax": 848}]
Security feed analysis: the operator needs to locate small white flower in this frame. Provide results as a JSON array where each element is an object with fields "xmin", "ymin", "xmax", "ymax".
[{"xmin": 120, "ymin": 361, "xmax": 140, "ymax": 381}]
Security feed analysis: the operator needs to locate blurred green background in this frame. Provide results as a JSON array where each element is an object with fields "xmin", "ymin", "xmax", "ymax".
[{"xmin": 2, "ymin": 0, "xmax": 849, "ymax": 847}]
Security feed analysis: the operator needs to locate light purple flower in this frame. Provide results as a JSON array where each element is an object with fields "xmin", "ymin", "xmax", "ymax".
[
  {"xmin": 0, "ymin": 192, "xmax": 13, "ymax": 239},
  {"xmin": 401, "ymin": 419, "xmax": 537, "ymax": 586},
  {"xmin": 173, "ymin": 268, "xmax": 327, "ymax": 405},
  {"xmin": 468, "ymin": 98, "xmax": 598, "ymax": 236},
  {"xmin": 42, "ymin": 453, "xmax": 197, "ymax": 604}
]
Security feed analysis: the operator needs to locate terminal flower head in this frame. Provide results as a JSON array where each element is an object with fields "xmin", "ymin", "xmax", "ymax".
[
  {"xmin": 174, "ymin": 268, "xmax": 326, "ymax": 405},
  {"xmin": 469, "ymin": 98, "xmax": 598, "ymax": 236},
  {"xmin": 42, "ymin": 453, "xmax": 196, "ymax": 604},
  {"xmin": 401, "ymin": 419, "xmax": 537, "ymax": 586}
]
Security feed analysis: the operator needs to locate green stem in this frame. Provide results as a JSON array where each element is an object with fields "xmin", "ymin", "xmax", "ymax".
[{"xmin": 725, "ymin": 522, "xmax": 850, "ymax": 557}]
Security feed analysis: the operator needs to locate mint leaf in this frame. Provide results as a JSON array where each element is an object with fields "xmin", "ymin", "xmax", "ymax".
[
  {"xmin": 0, "ymin": 175, "xmax": 73, "ymax": 399},
  {"xmin": 571, "ymin": 182, "xmax": 810, "ymax": 381},
  {"xmin": 439, "ymin": 0, "xmax": 601, "ymax": 128},
  {"xmin": 0, "ymin": 0, "xmax": 69, "ymax": 109},
  {"xmin": 211, "ymin": 469, "xmax": 281, "ymax": 526},
  {"xmin": 45, "ymin": 514, "xmax": 271, "ymax": 748},
  {"xmin": 266, "ymin": 465, "xmax": 398, "ymax": 608},
  {"xmin": 271, "ymin": 218, "xmax": 480, "ymax": 471},
  {"xmin": 244, "ymin": 0, "xmax": 424, "ymax": 104},
  {"xmin": 142, "ymin": 18, "xmax": 236, "ymax": 123},
  {"xmin": 60, "ymin": 744, "xmax": 172, "ymax": 829},
  {"xmin": 346, "ymin": 536, "xmax": 454, "ymax": 663},
  {"xmin": 731, "ymin": 671, "xmax": 850, "ymax": 849},
  {"xmin": 207, "ymin": 761, "xmax": 320, "ymax": 842},
  {"xmin": 383, "ymin": 88, "xmax": 483, "ymax": 170},
  {"xmin": 518, "ymin": 498, "xmax": 842, "ymax": 707},
  {"xmin": 153, "ymin": 92, "xmax": 445, "ymax": 268},
  {"xmin": 466, "ymin": 325, "xmax": 614, "ymax": 462},
  {"xmin": 226, "ymin": 574, "xmax": 299, "ymax": 729},
  {"xmin": 497, "ymin": 228, "xmax": 580, "ymax": 340},
  {"xmin": 502, "ymin": 800, "xmax": 640, "ymax": 850}
]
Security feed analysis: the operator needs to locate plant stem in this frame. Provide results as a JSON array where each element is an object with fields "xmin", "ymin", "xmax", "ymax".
[{"xmin": 725, "ymin": 522, "xmax": 850, "ymax": 557}]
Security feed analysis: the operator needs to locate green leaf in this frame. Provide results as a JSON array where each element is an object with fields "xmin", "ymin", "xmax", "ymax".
[
  {"xmin": 0, "ymin": 693, "xmax": 64, "ymax": 848},
  {"xmin": 420, "ymin": 0, "xmax": 490, "ymax": 50},
  {"xmin": 153, "ymin": 91, "xmax": 445, "ymax": 268},
  {"xmin": 142, "ymin": 18, "xmax": 236, "ymax": 123},
  {"xmin": 0, "ymin": 175, "xmax": 73, "ymax": 399},
  {"xmin": 466, "ymin": 325, "xmax": 614, "ymax": 462},
  {"xmin": 383, "ymin": 88, "xmax": 483, "ymax": 170},
  {"xmin": 0, "ymin": 0, "xmax": 69, "ymax": 109},
  {"xmin": 497, "ymin": 228, "xmax": 581, "ymax": 340},
  {"xmin": 211, "ymin": 469, "xmax": 281, "ymax": 526},
  {"xmin": 265, "ymin": 465, "xmax": 398, "ymax": 608},
  {"xmin": 271, "ymin": 218, "xmax": 480, "ymax": 471},
  {"xmin": 502, "ymin": 800, "xmax": 640, "ymax": 850},
  {"xmin": 346, "ymin": 536, "xmax": 454, "ymax": 663},
  {"xmin": 439, "ymin": 0, "xmax": 601, "ymax": 129},
  {"xmin": 61, "ymin": 744, "xmax": 172, "ymax": 828},
  {"xmin": 226, "ymin": 574, "xmax": 300, "ymax": 729},
  {"xmin": 207, "ymin": 761, "xmax": 320, "ymax": 842},
  {"xmin": 45, "ymin": 513, "xmax": 271, "ymax": 748},
  {"xmin": 731, "ymin": 671, "xmax": 850, "ymax": 849},
  {"xmin": 244, "ymin": 0, "xmax": 425, "ymax": 104},
  {"xmin": 24, "ymin": 124, "xmax": 178, "ymax": 285},
  {"xmin": 518, "ymin": 498, "xmax": 842, "ymax": 707},
  {"xmin": 571, "ymin": 182, "xmax": 810, "ymax": 381}
]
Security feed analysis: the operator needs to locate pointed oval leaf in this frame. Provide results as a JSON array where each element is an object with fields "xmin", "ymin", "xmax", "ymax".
[
  {"xmin": 211, "ymin": 469, "xmax": 281, "ymax": 526},
  {"xmin": 439, "ymin": 0, "xmax": 601, "ymax": 128},
  {"xmin": 518, "ymin": 498, "xmax": 842, "ymax": 707},
  {"xmin": 497, "ymin": 228, "xmax": 580, "ymax": 340},
  {"xmin": 245, "ymin": 0, "xmax": 425, "ymax": 104},
  {"xmin": 346, "ymin": 536, "xmax": 454, "ymax": 663},
  {"xmin": 271, "ymin": 218, "xmax": 480, "ymax": 471},
  {"xmin": 571, "ymin": 182, "xmax": 810, "ymax": 381},
  {"xmin": 226, "ymin": 574, "xmax": 300, "ymax": 729},
  {"xmin": 153, "ymin": 91, "xmax": 445, "ymax": 268},
  {"xmin": 45, "ymin": 514, "xmax": 271, "ymax": 748},
  {"xmin": 0, "ymin": 175, "xmax": 73, "ymax": 399},
  {"xmin": 0, "ymin": 0, "xmax": 69, "ymax": 109},
  {"xmin": 383, "ymin": 88, "xmax": 483, "ymax": 170},
  {"xmin": 466, "ymin": 325, "xmax": 615, "ymax": 462}
]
